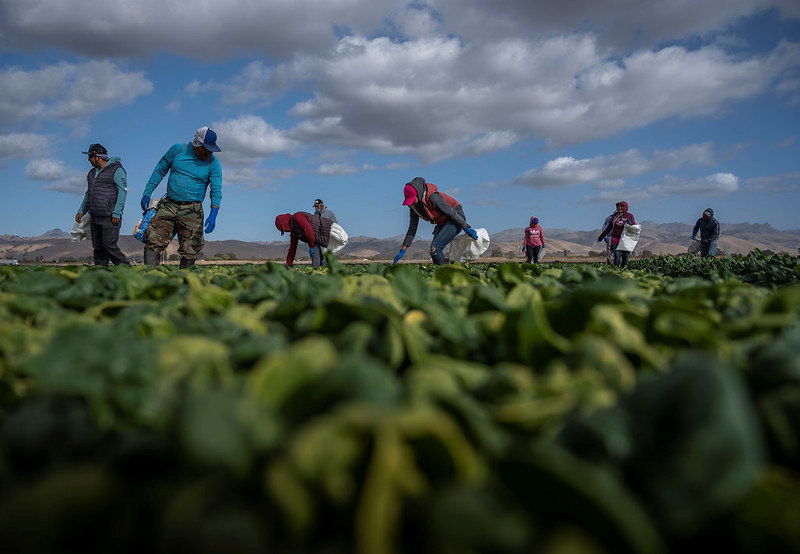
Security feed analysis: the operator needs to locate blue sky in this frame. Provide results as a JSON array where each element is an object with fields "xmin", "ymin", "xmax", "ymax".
[{"xmin": 1, "ymin": 0, "xmax": 798, "ymax": 242}]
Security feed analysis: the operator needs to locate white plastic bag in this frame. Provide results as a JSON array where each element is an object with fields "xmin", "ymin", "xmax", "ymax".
[
  {"xmin": 616, "ymin": 223, "xmax": 641, "ymax": 252},
  {"xmin": 448, "ymin": 227, "xmax": 491, "ymax": 262},
  {"xmin": 324, "ymin": 222, "xmax": 349, "ymax": 254},
  {"xmin": 70, "ymin": 213, "xmax": 91, "ymax": 242},
  {"xmin": 687, "ymin": 238, "xmax": 701, "ymax": 254}
]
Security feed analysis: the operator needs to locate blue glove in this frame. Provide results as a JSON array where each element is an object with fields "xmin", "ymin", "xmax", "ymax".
[
  {"xmin": 465, "ymin": 227, "xmax": 478, "ymax": 240},
  {"xmin": 140, "ymin": 195, "xmax": 151, "ymax": 212},
  {"xmin": 604, "ymin": 236, "xmax": 611, "ymax": 244},
  {"xmin": 393, "ymin": 248, "xmax": 406, "ymax": 264},
  {"xmin": 204, "ymin": 206, "xmax": 219, "ymax": 234},
  {"xmin": 691, "ymin": 234, "xmax": 697, "ymax": 240}
]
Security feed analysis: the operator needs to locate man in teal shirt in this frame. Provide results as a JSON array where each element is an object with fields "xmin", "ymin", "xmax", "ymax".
[
  {"xmin": 140, "ymin": 126, "xmax": 223, "ymax": 267},
  {"xmin": 75, "ymin": 143, "xmax": 130, "ymax": 266}
]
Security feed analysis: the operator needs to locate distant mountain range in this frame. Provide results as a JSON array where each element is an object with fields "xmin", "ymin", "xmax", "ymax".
[{"xmin": 2, "ymin": 221, "xmax": 798, "ymax": 263}]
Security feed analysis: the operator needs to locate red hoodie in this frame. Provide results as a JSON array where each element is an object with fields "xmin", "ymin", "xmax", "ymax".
[
  {"xmin": 275, "ymin": 212, "xmax": 316, "ymax": 266},
  {"xmin": 598, "ymin": 201, "xmax": 636, "ymax": 246},
  {"xmin": 523, "ymin": 218, "xmax": 545, "ymax": 246}
]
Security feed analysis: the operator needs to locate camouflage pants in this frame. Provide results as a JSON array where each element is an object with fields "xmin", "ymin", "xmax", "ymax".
[{"xmin": 145, "ymin": 198, "xmax": 204, "ymax": 259}]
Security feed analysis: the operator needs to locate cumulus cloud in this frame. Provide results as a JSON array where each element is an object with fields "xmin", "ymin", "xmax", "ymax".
[
  {"xmin": 211, "ymin": 115, "xmax": 298, "ymax": 165},
  {"xmin": 25, "ymin": 158, "xmax": 67, "ymax": 180},
  {"xmin": 0, "ymin": 61, "xmax": 152, "ymax": 127},
  {"xmin": 224, "ymin": 166, "xmax": 299, "ymax": 190},
  {"xmin": 192, "ymin": 60, "xmax": 295, "ymax": 106},
  {"xmin": 584, "ymin": 172, "xmax": 739, "ymax": 202},
  {"xmin": 0, "ymin": 133, "xmax": 50, "ymax": 162},
  {"xmin": 516, "ymin": 143, "xmax": 714, "ymax": 188},
  {"xmin": 316, "ymin": 163, "xmax": 360, "ymax": 176},
  {"xmin": 42, "ymin": 175, "xmax": 86, "ymax": 194},
  {"xmin": 0, "ymin": 0, "xmax": 402, "ymax": 58}
]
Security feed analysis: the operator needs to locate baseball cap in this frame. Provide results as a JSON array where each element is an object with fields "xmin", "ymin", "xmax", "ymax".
[
  {"xmin": 313, "ymin": 198, "xmax": 324, "ymax": 206},
  {"xmin": 402, "ymin": 184, "xmax": 418, "ymax": 205},
  {"xmin": 82, "ymin": 143, "xmax": 108, "ymax": 156},
  {"xmin": 193, "ymin": 126, "xmax": 221, "ymax": 152}
]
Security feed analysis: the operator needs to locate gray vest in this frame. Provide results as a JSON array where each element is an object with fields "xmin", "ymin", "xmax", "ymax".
[
  {"xmin": 87, "ymin": 160, "xmax": 122, "ymax": 217},
  {"xmin": 293, "ymin": 212, "xmax": 333, "ymax": 247}
]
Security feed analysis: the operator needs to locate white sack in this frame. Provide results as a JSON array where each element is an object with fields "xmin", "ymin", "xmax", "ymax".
[
  {"xmin": 687, "ymin": 239, "xmax": 701, "ymax": 254},
  {"xmin": 324, "ymin": 222, "xmax": 348, "ymax": 254},
  {"xmin": 616, "ymin": 223, "xmax": 641, "ymax": 252},
  {"xmin": 448, "ymin": 227, "xmax": 491, "ymax": 262},
  {"xmin": 70, "ymin": 213, "xmax": 91, "ymax": 242}
]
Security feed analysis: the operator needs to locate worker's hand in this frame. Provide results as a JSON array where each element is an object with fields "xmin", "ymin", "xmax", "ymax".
[
  {"xmin": 75, "ymin": 212, "xmax": 83, "ymax": 223},
  {"xmin": 604, "ymin": 236, "xmax": 610, "ymax": 244},
  {"xmin": 392, "ymin": 248, "xmax": 407, "ymax": 264},
  {"xmin": 204, "ymin": 207, "xmax": 219, "ymax": 234},
  {"xmin": 111, "ymin": 217, "xmax": 121, "ymax": 226},
  {"xmin": 596, "ymin": 236, "xmax": 603, "ymax": 242},
  {"xmin": 465, "ymin": 227, "xmax": 479, "ymax": 240},
  {"xmin": 691, "ymin": 234, "xmax": 697, "ymax": 240},
  {"xmin": 702, "ymin": 239, "xmax": 709, "ymax": 244},
  {"xmin": 141, "ymin": 195, "xmax": 151, "ymax": 212},
  {"xmin": 521, "ymin": 245, "xmax": 526, "ymax": 253}
]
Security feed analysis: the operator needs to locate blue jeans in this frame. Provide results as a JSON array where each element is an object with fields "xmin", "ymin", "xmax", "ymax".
[
  {"xmin": 310, "ymin": 245, "xmax": 325, "ymax": 268},
  {"xmin": 430, "ymin": 221, "xmax": 462, "ymax": 265},
  {"xmin": 613, "ymin": 249, "xmax": 630, "ymax": 267},
  {"xmin": 700, "ymin": 241, "xmax": 718, "ymax": 258}
]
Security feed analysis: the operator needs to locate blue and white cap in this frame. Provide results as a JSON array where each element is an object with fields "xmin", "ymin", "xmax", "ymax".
[{"xmin": 192, "ymin": 126, "xmax": 221, "ymax": 152}]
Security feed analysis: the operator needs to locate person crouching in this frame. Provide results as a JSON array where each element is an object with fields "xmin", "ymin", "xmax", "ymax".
[{"xmin": 275, "ymin": 211, "xmax": 333, "ymax": 267}]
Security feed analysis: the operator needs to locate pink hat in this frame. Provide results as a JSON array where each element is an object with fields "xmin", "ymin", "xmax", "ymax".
[{"xmin": 402, "ymin": 183, "xmax": 418, "ymax": 205}]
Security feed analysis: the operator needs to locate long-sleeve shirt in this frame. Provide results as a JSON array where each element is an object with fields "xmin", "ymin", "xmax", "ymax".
[
  {"xmin": 402, "ymin": 194, "xmax": 468, "ymax": 247},
  {"xmin": 692, "ymin": 217, "xmax": 720, "ymax": 242},
  {"xmin": 524, "ymin": 226, "xmax": 545, "ymax": 246},
  {"xmin": 599, "ymin": 212, "xmax": 637, "ymax": 245},
  {"xmin": 78, "ymin": 157, "xmax": 127, "ymax": 218},
  {"xmin": 143, "ymin": 143, "xmax": 222, "ymax": 207},
  {"xmin": 317, "ymin": 208, "xmax": 337, "ymax": 223},
  {"xmin": 286, "ymin": 213, "xmax": 316, "ymax": 266}
]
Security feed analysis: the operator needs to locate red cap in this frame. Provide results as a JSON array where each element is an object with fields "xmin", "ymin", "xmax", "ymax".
[{"xmin": 402, "ymin": 184, "xmax": 418, "ymax": 206}]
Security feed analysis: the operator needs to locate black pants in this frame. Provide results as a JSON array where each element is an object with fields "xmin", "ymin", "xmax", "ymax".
[
  {"xmin": 613, "ymin": 249, "xmax": 630, "ymax": 267},
  {"xmin": 90, "ymin": 216, "xmax": 130, "ymax": 266},
  {"xmin": 525, "ymin": 245, "xmax": 542, "ymax": 263}
]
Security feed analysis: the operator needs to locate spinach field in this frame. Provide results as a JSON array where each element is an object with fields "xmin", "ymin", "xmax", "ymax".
[{"xmin": 1, "ymin": 254, "xmax": 799, "ymax": 553}]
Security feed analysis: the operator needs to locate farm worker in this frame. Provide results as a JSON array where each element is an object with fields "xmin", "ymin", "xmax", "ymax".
[
  {"xmin": 597, "ymin": 200, "xmax": 637, "ymax": 267},
  {"xmin": 75, "ymin": 143, "xmax": 131, "ymax": 267},
  {"xmin": 275, "ymin": 211, "xmax": 334, "ymax": 268},
  {"xmin": 310, "ymin": 198, "xmax": 337, "ymax": 266},
  {"xmin": 523, "ymin": 217, "xmax": 546, "ymax": 263},
  {"xmin": 139, "ymin": 126, "xmax": 222, "ymax": 268},
  {"xmin": 393, "ymin": 177, "xmax": 479, "ymax": 265},
  {"xmin": 691, "ymin": 208, "xmax": 720, "ymax": 258}
]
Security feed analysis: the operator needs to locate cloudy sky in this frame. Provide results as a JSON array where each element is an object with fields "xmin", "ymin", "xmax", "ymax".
[{"xmin": 1, "ymin": 0, "xmax": 798, "ymax": 241}]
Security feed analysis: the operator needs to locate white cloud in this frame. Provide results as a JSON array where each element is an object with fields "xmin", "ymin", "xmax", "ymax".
[
  {"xmin": 0, "ymin": 61, "xmax": 153, "ymax": 127},
  {"xmin": 745, "ymin": 171, "xmax": 800, "ymax": 193},
  {"xmin": 0, "ymin": 133, "xmax": 50, "ymax": 162},
  {"xmin": 25, "ymin": 158, "xmax": 67, "ymax": 180},
  {"xmin": 196, "ymin": 61, "xmax": 295, "ymax": 106},
  {"xmin": 224, "ymin": 166, "xmax": 299, "ymax": 190},
  {"xmin": 211, "ymin": 115, "xmax": 298, "ymax": 165},
  {"xmin": 584, "ymin": 172, "xmax": 739, "ymax": 202},
  {"xmin": 516, "ymin": 143, "xmax": 714, "ymax": 188},
  {"xmin": 42, "ymin": 175, "xmax": 85, "ymax": 194},
  {"xmin": 316, "ymin": 163, "xmax": 359, "ymax": 176}
]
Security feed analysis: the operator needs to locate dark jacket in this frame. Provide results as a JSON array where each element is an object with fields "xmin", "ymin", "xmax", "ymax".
[
  {"xmin": 86, "ymin": 159, "xmax": 123, "ymax": 218},
  {"xmin": 402, "ymin": 177, "xmax": 468, "ymax": 247},
  {"xmin": 598, "ymin": 201, "xmax": 637, "ymax": 246},
  {"xmin": 692, "ymin": 210, "xmax": 720, "ymax": 242}
]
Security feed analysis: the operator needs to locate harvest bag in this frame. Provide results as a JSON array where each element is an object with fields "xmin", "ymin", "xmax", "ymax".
[
  {"xmin": 70, "ymin": 213, "xmax": 91, "ymax": 242},
  {"xmin": 687, "ymin": 238, "xmax": 701, "ymax": 254},
  {"xmin": 323, "ymin": 222, "xmax": 349, "ymax": 254},
  {"xmin": 132, "ymin": 208, "xmax": 157, "ymax": 243},
  {"xmin": 616, "ymin": 223, "xmax": 641, "ymax": 252},
  {"xmin": 448, "ymin": 227, "xmax": 491, "ymax": 262}
]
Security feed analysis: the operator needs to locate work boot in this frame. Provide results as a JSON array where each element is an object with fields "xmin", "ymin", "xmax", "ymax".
[
  {"xmin": 143, "ymin": 248, "xmax": 160, "ymax": 266},
  {"xmin": 179, "ymin": 257, "xmax": 196, "ymax": 269}
]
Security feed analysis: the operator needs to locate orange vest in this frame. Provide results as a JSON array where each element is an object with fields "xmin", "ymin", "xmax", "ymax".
[{"xmin": 411, "ymin": 183, "xmax": 460, "ymax": 224}]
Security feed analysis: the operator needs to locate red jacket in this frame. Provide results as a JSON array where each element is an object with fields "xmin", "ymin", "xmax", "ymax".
[
  {"xmin": 411, "ymin": 183, "xmax": 461, "ymax": 224},
  {"xmin": 275, "ymin": 212, "xmax": 316, "ymax": 266}
]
